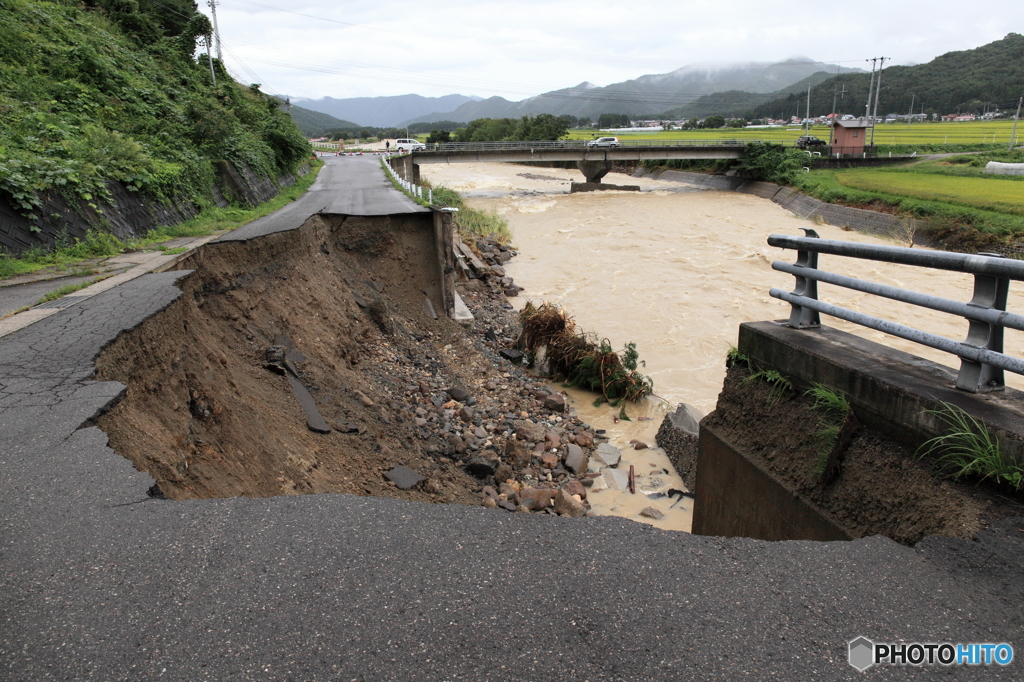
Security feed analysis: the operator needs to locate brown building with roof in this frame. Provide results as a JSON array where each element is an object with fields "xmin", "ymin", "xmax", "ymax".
[{"xmin": 831, "ymin": 118, "xmax": 873, "ymax": 156}]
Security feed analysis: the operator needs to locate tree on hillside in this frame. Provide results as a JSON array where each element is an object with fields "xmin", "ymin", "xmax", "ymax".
[
  {"xmin": 598, "ymin": 113, "xmax": 631, "ymax": 128},
  {"xmin": 516, "ymin": 114, "xmax": 569, "ymax": 140},
  {"xmin": 734, "ymin": 142, "xmax": 806, "ymax": 184},
  {"xmin": 454, "ymin": 117, "xmax": 518, "ymax": 142}
]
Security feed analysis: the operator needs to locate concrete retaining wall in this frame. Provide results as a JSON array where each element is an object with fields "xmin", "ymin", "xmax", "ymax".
[
  {"xmin": 738, "ymin": 321, "xmax": 1024, "ymax": 466},
  {"xmin": 0, "ymin": 161, "xmax": 309, "ymax": 256},
  {"xmin": 692, "ymin": 426, "xmax": 852, "ymax": 541},
  {"xmin": 636, "ymin": 168, "xmax": 933, "ymax": 244}
]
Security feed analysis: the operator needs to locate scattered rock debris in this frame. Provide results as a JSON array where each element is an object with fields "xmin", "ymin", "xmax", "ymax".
[{"xmin": 94, "ymin": 214, "xmax": 607, "ymax": 518}]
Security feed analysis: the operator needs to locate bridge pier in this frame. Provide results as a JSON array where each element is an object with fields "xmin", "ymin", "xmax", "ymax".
[
  {"xmin": 578, "ymin": 160, "xmax": 612, "ymax": 183},
  {"xmin": 391, "ymin": 155, "xmax": 421, "ymax": 185}
]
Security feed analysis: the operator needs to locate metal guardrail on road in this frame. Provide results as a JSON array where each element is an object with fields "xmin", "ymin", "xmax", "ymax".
[{"xmin": 769, "ymin": 230, "xmax": 1024, "ymax": 393}]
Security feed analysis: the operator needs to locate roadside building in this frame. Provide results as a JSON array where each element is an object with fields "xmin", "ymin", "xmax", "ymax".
[{"xmin": 831, "ymin": 117, "xmax": 872, "ymax": 155}]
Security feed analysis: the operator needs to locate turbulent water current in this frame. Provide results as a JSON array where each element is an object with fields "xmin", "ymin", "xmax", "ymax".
[{"xmin": 423, "ymin": 162, "xmax": 1024, "ymax": 530}]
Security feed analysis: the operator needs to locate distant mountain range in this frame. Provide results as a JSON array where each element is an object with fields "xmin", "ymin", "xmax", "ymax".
[
  {"xmin": 285, "ymin": 104, "xmax": 359, "ymax": 137},
  {"xmin": 289, "ymin": 93, "xmax": 480, "ymax": 127},
  {"xmin": 287, "ymin": 59, "xmax": 857, "ymax": 129},
  {"xmin": 741, "ymin": 33, "xmax": 1024, "ymax": 121},
  {"xmin": 400, "ymin": 59, "xmax": 860, "ymax": 125},
  {"xmin": 285, "ymin": 35, "xmax": 1024, "ymax": 132}
]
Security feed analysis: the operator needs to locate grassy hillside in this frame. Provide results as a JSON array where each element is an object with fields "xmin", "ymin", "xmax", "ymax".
[
  {"xmin": 743, "ymin": 34, "xmax": 1024, "ymax": 120},
  {"xmin": 286, "ymin": 104, "xmax": 359, "ymax": 137},
  {"xmin": 0, "ymin": 0, "xmax": 311, "ymax": 224}
]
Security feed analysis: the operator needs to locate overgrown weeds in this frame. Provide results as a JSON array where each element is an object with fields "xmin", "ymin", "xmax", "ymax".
[
  {"xmin": 430, "ymin": 185, "xmax": 512, "ymax": 243},
  {"xmin": 806, "ymin": 384, "xmax": 854, "ymax": 481},
  {"xmin": 917, "ymin": 402, "xmax": 1023, "ymax": 492},
  {"xmin": 743, "ymin": 367, "xmax": 792, "ymax": 407},
  {"xmin": 517, "ymin": 302, "xmax": 652, "ymax": 404}
]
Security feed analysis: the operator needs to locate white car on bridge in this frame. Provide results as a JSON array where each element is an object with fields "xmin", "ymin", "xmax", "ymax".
[
  {"xmin": 587, "ymin": 136, "xmax": 620, "ymax": 147},
  {"xmin": 394, "ymin": 138, "xmax": 426, "ymax": 152}
]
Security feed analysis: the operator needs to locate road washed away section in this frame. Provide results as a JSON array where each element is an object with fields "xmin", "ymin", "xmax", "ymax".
[{"xmin": 1, "ymin": 157, "xmax": 1021, "ymax": 680}]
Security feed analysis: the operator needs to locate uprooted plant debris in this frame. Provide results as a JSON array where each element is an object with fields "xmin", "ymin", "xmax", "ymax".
[{"xmin": 517, "ymin": 302, "xmax": 653, "ymax": 405}]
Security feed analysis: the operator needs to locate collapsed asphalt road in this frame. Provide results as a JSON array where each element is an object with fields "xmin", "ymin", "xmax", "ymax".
[{"xmin": 1, "ymin": 157, "xmax": 1021, "ymax": 680}]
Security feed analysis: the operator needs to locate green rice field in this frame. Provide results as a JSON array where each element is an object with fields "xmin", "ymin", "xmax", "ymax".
[
  {"xmin": 566, "ymin": 120, "xmax": 1022, "ymax": 147},
  {"xmin": 835, "ymin": 170, "xmax": 1024, "ymax": 216}
]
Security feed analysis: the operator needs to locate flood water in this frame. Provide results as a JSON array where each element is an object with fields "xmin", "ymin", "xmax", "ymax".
[{"xmin": 423, "ymin": 162, "xmax": 1024, "ymax": 530}]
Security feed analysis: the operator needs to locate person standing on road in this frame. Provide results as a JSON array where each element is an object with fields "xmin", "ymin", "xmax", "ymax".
[{"xmin": 385, "ymin": 140, "xmax": 390, "ymax": 153}]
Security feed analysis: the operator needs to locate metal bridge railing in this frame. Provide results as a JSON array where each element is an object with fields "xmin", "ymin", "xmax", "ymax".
[
  {"xmin": 768, "ymin": 229, "xmax": 1024, "ymax": 393},
  {"xmin": 413, "ymin": 139, "xmax": 759, "ymax": 153}
]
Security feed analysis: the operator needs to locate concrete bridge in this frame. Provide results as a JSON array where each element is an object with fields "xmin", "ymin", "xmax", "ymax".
[{"xmin": 391, "ymin": 140, "xmax": 749, "ymax": 183}]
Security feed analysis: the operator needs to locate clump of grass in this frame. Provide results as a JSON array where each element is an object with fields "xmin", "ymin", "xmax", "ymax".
[
  {"xmin": 806, "ymin": 384, "xmax": 854, "ymax": 480},
  {"xmin": 518, "ymin": 302, "xmax": 653, "ymax": 404},
  {"xmin": 807, "ymin": 383, "xmax": 851, "ymax": 420},
  {"xmin": 36, "ymin": 275, "xmax": 110, "ymax": 304},
  {"xmin": 743, "ymin": 367, "xmax": 792, "ymax": 407},
  {"xmin": 917, "ymin": 402, "xmax": 1023, "ymax": 492},
  {"xmin": 726, "ymin": 345, "xmax": 750, "ymax": 367},
  {"xmin": 431, "ymin": 185, "xmax": 512, "ymax": 243}
]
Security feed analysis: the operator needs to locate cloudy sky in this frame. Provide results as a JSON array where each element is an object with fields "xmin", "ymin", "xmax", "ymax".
[{"xmin": 200, "ymin": 0, "xmax": 1022, "ymax": 101}]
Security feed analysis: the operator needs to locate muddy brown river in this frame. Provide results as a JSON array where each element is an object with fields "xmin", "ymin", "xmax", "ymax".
[{"xmin": 423, "ymin": 162, "xmax": 1024, "ymax": 530}]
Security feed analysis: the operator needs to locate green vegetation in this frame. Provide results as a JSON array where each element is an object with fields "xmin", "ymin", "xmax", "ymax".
[
  {"xmin": 838, "ymin": 171, "xmax": 1024, "ymax": 215},
  {"xmin": 36, "ymin": 274, "xmax": 110, "ymax": 304},
  {"xmin": 805, "ymin": 385, "xmax": 853, "ymax": 479},
  {"xmin": 429, "ymin": 186, "xmax": 512, "ymax": 243},
  {"xmin": 565, "ymin": 120, "xmax": 1020, "ymax": 147},
  {"xmin": 286, "ymin": 104, "xmax": 360, "ymax": 137},
  {"xmin": 0, "ymin": 0, "xmax": 311, "ymax": 234},
  {"xmin": 454, "ymin": 115, "xmax": 571, "ymax": 142},
  {"xmin": 0, "ymin": 160, "xmax": 322, "ymax": 279},
  {"xmin": 734, "ymin": 142, "xmax": 809, "ymax": 184},
  {"xmin": 743, "ymin": 366, "xmax": 793, "ymax": 407},
  {"xmin": 797, "ymin": 152, "xmax": 1024, "ymax": 241},
  {"xmin": 917, "ymin": 403, "xmax": 1023, "ymax": 492},
  {"xmin": 742, "ymin": 34, "xmax": 1024, "ymax": 122},
  {"xmin": 518, "ymin": 302, "xmax": 653, "ymax": 404}
]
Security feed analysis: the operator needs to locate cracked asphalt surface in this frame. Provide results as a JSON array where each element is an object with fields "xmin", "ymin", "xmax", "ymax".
[{"xmin": 2, "ymin": 158, "xmax": 1022, "ymax": 680}]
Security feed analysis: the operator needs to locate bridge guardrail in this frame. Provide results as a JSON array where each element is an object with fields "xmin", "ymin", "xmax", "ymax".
[
  {"xmin": 380, "ymin": 155, "xmax": 432, "ymax": 205},
  {"xmin": 769, "ymin": 229, "xmax": 1024, "ymax": 393},
  {"xmin": 411, "ymin": 139, "xmax": 771, "ymax": 153}
]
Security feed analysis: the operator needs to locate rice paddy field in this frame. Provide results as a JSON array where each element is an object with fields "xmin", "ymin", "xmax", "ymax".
[
  {"xmin": 797, "ymin": 150, "xmax": 1024, "ymax": 239},
  {"xmin": 566, "ymin": 120, "xmax": 1022, "ymax": 148},
  {"xmin": 835, "ymin": 170, "xmax": 1024, "ymax": 216}
]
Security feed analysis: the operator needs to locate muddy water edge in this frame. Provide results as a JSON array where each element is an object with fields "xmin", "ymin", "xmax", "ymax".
[{"xmin": 423, "ymin": 162, "xmax": 1024, "ymax": 533}]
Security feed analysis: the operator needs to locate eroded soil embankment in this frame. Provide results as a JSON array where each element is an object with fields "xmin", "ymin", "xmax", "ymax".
[
  {"xmin": 697, "ymin": 363, "xmax": 1024, "ymax": 544},
  {"xmin": 93, "ymin": 213, "xmax": 605, "ymax": 509}
]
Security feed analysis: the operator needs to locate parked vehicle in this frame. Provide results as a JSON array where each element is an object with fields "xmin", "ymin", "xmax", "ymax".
[
  {"xmin": 394, "ymin": 138, "xmax": 426, "ymax": 152},
  {"xmin": 587, "ymin": 136, "xmax": 620, "ymax": 147},
  {"xmin": 796, "ymin": 136, "xmax": 827, "ymax": 148}
]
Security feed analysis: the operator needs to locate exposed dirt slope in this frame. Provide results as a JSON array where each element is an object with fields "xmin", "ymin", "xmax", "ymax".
[
  {"xmin": 701, "ymin": 364, "xmax": 1014, "ymax": 544},
  {"xmin": 94, "ymin": 213, "xmax": 605, "ymax": 512}
]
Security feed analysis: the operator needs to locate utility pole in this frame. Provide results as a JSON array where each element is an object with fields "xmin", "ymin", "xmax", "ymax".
[
  {"xmin": 869, "ymin": 57, "xmax": 887, "ymax": 148},
  {"xmin": 1010, "ymin": 95, "xmax": 1023, "ymax": 151},
  {"xmin": 208, "ymin": 0, "xmax": 223, "ymax": 63},
  {"xmin": 805, "ymin": 84, "xmax": 812, "ymax": 135},
  {"xmin": 865, "ymin": 58, "xmax": 877, "ymax": 119},
  {"xmin": 907, "ymin": 94, "xmax": 915, "ymax": 129},
  {"xmin": 205, "ymin": 34, "xmax": 216, "ymax": 86}
]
